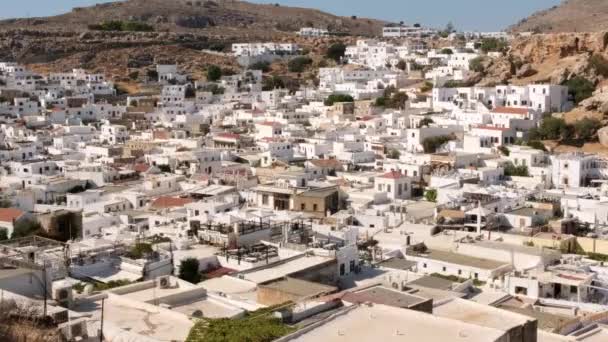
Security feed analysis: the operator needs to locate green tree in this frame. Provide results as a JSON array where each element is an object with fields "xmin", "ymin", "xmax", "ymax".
[
  {"xmin": 179, "ymin": 258, "xmax": 202, "ymax": 284},
  {"xmin": 206, "ymin": 65, "xmax": 222, "ymax": 82},
  {"xmin": 262, "ymin": 76, "xmax": 285, "ymax": 91},
  {"xmin": 564, "ymin": 76, "xmax": 595, "ymax": 104},
  {"xmin": 503, "ymin": 162, "xmax": 530, "ymax": 177},
  {"xmin": 539, "ymin": 117, "xmax": 570, "ymax": 140},
  {"xmin": 127, "ymin": 243, "xmax": 153, "ymax": 259},
  {"xmin": 419, "ymin": 118, "xmax": 434, "ymax": 127},
  {"xmin": 588, "ymin": 54, "xmax": 608, "ymax": 78},
  {"xmin": 425, "ymin": 189, "xmax": 438, "ymax": 203},
  {"xmin": 574, "ymin": 117, "xmax": 601, "ymax": 141},
  {"xmin": 324, "ymin": 94, "xmax": 354, "ymax": 106},
  {"xmin": 497, "ymin": 145, "xmax": 510, "ymax": 156},
  {"xmin": 469, "ymin": 57, "xmax": 486, "ymax": 73},
  {"xmin": 287, "ymin": 56, "xmax": 313, "ymax": 73},
  {"xmin": 11, "ymin": 219, "xmax": 42, "ymax": 239},
  {"xmin": 0, "ymin": 228, "xmax": 8, "ymax": 241},
  {"xmin": 440, "ymin": 48, "xmax": 454, "ymax": 55},
  {"xmin": 326, "ymin": 43, "xmax": 346, "ymax": 62},
  {"xmin": 396, "ymin": 59, "xmax": 407, "ymax": 71},
  {"xmin": 422, "ymin": 135, "xmax": 452, "ymax": 153},
  {"xmin": 249, "ymin": 61, "xmax": 271, "ymax": 72},
  {"xmin": 387, "ymin": 149, "xmax": 401, "ymax": 159},
  {"xmin": 480, "ymin": 38, "xmax": 508, "ymax": 53}
]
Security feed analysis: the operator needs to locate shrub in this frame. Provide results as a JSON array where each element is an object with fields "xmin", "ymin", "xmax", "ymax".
[
  {"xmin": 588, "ymin": 54, "xmax": 608, "ymax": 78},
  {"xmin": 248, "ymin": 61, "xmax": 271, "ymax": 72},
  {"xmin": 387, "ymin": 149, "xmax": 401, "ymax": 159},
  {"xmin": 396, "ymin": 60, "xmax": 407, "ymax": 71},
  {"xmin": 287, "ymin": 56, "xmax": 313, "ymax": 73},
  {"xmin": 186, "ymin": 306, "xmax": 295, "ymax": 342},
  {"xmin": 326, "ymin": 43, "xmax": 346, "ymax": 62},
  {"xmin": 422, "ymin": 135, "xmax": 452, "ymax": 153},
  {"xmin": 503, "ymin": 162, "xmax": 530, "ymax": 177},
  {"xmin": 538, "ymin": 117, "xmax": 570, "ymax": 140},
  {"xmin": 200, "ymin": 83, "xmax": 225, "ymax": 95},
  {"xmin": 128, "ymin": 71, "xmax": 139, "ymax": 80},
  {"xmin": 440, "ymin": 48, "xmax": 453, "ymax": 55},
  {"xmin": 206, "ymin": 65, "xmax": 222, "ymax": 82},
  {"xmin": 0, "ymin": 228, "xmax": 8, "ymax": 241},
  {"xmin": 574, "ymin": 117, "xmax": 601, "ymax": 141},
  {"xmin": 324, "ymin": 94, "xmax": 354, "ymax": 106},
  {"xmin": 526, "ymin": 140, "xmax": 547, "ymax": 151},
  {"xmin": 419, "ymin": 118, "xmax": 434, "ymax": 127},
  {"xmin": 564, "ymin": 76, "xmax": 595, "ymax": 104},
  {"xmin": 127, "ymin": 243, "xmax": 153, "ymax": 259},
  {"xmin": 497, "ymin": 145, "xmax": 510, "ymax": 156},
  {"xmin": 480, "ymin": 38, "xmax": 508, "ymax": 53},
  {"xmin": 11, "ymin": 219, "xmax": 42, "ymax": 239},
  {"xmin": 469, "ymin": 57, "xmax": 486, "ymax": 73},
  {"xmin": 443, "ymin": 80, "xmax": 464, "ymax": 88},
  {"xmin": 420, "ymin": 81, "xmax": 434, "ymax": 93},
  {"xmin": 425, "ymin": 189, "xmax": 438, "ymax": 203},
  {"xmin": 262, "ymin": 76, "xmax": 285, "ymax": 91},
  {"xmin": 179, "ymin": 258, "xmax": 202, "ymax": 284},
  {"xmin": 89, "ymin": 20, "xmax": 154, "ymax": 32}
]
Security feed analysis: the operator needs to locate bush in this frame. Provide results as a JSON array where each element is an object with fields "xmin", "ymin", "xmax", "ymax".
[
  {"xmin": 324, "ymin": 94, "xmax": 354, "ymax": 106},
  {"xmin": 262, "ymin": 76, "xmax": 285, "ymax": 91},
  {"xmin": 127, "ymin": 243, "xmax": 153, "ymax": 259},
  {"xmin": 179, "ymin": 258, "xmax": 202, "ymax": 284},
  {"xmin": 419, "ymin": 118, "xmax": 434, "ymax": 127},
  {"xmin": 425, "ymin": 189, "xmax": 437, "ymax": 203},
  {"xmin": 206, "ymin": 65, "xmax": 222, "ymax": 82},
  {"xmin": 443, "ymin": 80, "xmax": 464, "ymax": 88},
  {"xmin": 422, "ymin": 135, "xmax": 452, "ymax": 153},
  {"xmin": 11, "ymin": 219, "xmax": 42, "ymax": 239},
  {"xmin": 420, "ymin": 81, "xmax": 433, "ymax": 92},
  {"xmin": 89, "ymin": 20, "xmax": 154, "ymax": 32},
  {"xmin": 440, "ymin": 48, "xmax": 453, "ymax": 55},
  {"xmin": 200, "ymin": 83, "xmax": 225, "ymax": 95},
  {"xmin": 574, "ymin": 117, "xmax": 601, "ymax": 141},
  {"xmin": 396, "ymin": 60, "xmax": 407, "ymax": 71},
  {"xmin": 503, "ymin": 162, "xmax": 530, "ymax": 177},
  {"xmin": 326, "ymin": 43, "xmax": 346, "ymax": 62},
  {"xmin": 588, "ymin": 54, "xmax": 608, "ymax": 78},
  {"xmin": 387, "ymin": 149, "xmax": 401, "ymax": 159},
  {"xmin": 497, "ymin": 145, "xmax": 510, "ymax": 156},
  {"xmin": 186, "ymin": 306, "xmax": 295, "ymax": 342},
  {"xmin": 469, "ymin": 57, "xmax": 486, "ymax": 73},
  {"xmin": 526, "ymin": 140, "xmax": 547, "ymax": 151},
  {"xmin": 249, "ymin": 61, "xmax": 271, "ymax": 72},
  {"xmin": 538, "ymin": 117, "xmax": 571, "ymax": 140},
  {"xmin": 480, "ymin": 38, "xmax": 508, "ymax": 53},
  {"xmin": 0, "ymin": 228, "xmax": 8, "ymax": 241},
  {"xmin": 564, "ymin": 76, "xmax": 595, "ymax": 104},
  {"xmin": 287, "ymin": 56, "xmax": 313, "ymax": 73}
]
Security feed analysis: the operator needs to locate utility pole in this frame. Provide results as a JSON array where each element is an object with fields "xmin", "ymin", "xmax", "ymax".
[{"xmin": 100, "ymin": 297, "xmax": 105, "ymax": 342}]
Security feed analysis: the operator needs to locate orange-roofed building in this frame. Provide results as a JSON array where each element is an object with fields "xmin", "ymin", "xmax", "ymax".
[
  {"xmin": 0, "ymin": 208, "xmax": 27, "ymax": 238},
  {"xmin": 375, "ymin": 171, "xmax": 412, "ymax": 200},
  {"xmin": 150, "ymin": 196, "xmax": 194, "ymax": 209}
]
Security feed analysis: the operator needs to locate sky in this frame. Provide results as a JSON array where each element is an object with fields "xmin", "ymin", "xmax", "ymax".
[{"xmin": 0, "ymin": 0, "xmax": 561, "ymax": 31}]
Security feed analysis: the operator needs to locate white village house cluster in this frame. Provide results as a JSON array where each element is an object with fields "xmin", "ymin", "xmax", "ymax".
[{"xmin": 2, "ymin": 22, "xmax": 608, "ymax": 342}]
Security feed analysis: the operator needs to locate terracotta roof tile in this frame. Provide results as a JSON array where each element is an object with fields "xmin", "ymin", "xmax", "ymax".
[
  {"xmin": 150, "ymin": 197, "xmax": 193, "ymax": 209},
  {"xmin": 491, "ymin": 107, "xmax": 529, "ymax": 115},
  {"xmin": 0, "ymin": 208, "xmax": 24, "ymax": 223}
]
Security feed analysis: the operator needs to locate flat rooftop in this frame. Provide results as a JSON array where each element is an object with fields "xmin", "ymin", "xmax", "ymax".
[
  {"xmin": 284, "ymin": 303, "xmax": 506, "ymax": 342},
  {"xmin": 346, "ymin": 286, "xmax": 429, "ymax": 308},
  {"xmin": 242, "ymin": 255, "xmax": 332, "ymax": 284},
  {"xmin": 261, "ymin": 277, "xmax": 337, "ymax": 297},
  {"xmin": 409, "ymin": 248, "xmax": 508, "ymax": 270},
  {"xmin": 434, "ymin": 298, "xmax": 533, "ymax": 332}
]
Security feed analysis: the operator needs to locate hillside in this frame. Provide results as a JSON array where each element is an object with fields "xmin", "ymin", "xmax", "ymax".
[
  {"xmin": 511, "ymin": 0, "xmax": 608, "ymax": 33},
  {"xmin": 0, "ymin": 0, "xmax": 385, "ymax": 37}
]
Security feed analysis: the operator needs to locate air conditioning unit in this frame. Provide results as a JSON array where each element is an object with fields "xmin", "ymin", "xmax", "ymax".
[
  {"xmin": 158, "ymin": 275, "xmax": 171, "ymax": 289},
  {"xmin": 53, "ymin": 286, "xmax": 73, "ymax": 308},
  {"xmin": 51, "ymin": 309, "xmax": 69, "ymax": 324},
  {"xmin": 60, "ymin": 319, "xmax": 88, "ymax": 340}
]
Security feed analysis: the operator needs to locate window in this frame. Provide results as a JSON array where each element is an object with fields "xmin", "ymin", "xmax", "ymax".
[
  {"xmin": 442, "ymin": 266, "xmax": 446, "ymax": 272},
  {"xmin": 313, "ymin": 204, "xmax": 318, "ymax": 211},
  {"xmin": 262, "ymin": 194, "xmax": 269, "ymax": 205},
  {"xmin": 301, "ymin": 203, "xmax": 306, "ymax": 210},
  {"xmin": 474, "ymin": 273, "xmax": 479, "ymax": 279},
  {"xmin": 423, "ymin": 263, "xmax": 427, "ymax": 268},
  {"xmin": 340, "ymin": 263, "xmax": 345, "ymax": 276},
  {"xmin": 458, "ymin": 270, "xmax": 462, "ymax": 275}
]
